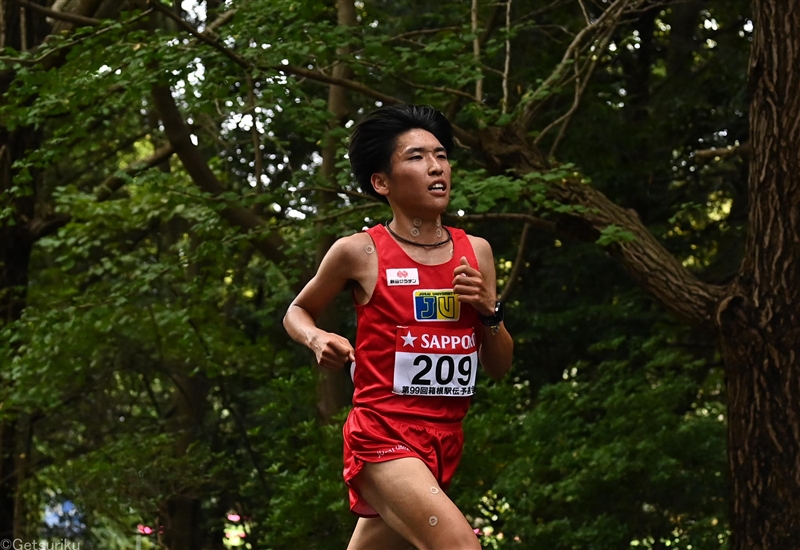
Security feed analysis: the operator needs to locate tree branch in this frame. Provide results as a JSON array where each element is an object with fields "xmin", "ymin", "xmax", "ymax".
[
  {"xmin": 520, "ymin": 0, "xmax": 641, "ymax": 130},
  {"xmin": 577, "ymin": 0, "xmax": 592, "ymax": 24},
  {"xmin": 52, "ymin": 129, "xmax": 151, "ymax": 189},
  {"xmin": 278, "ymin": 62, "xmax": 405, "ymax": 106},
  {"xmin": 501, "ymin": 0, "xmax": 512, "ymax": 114},
  {"xmin": 693, "ymin": 143, "xmax": 750, "ymax": 163},
  {"xmin": 26, "ymin": 143, "xmax": 176, "ymax": 240},
  {"xmin": 390, "ymin": 26, "xmax": 462, "ymax": 41},
  {"xmin": 536, "ymin": 21, "xmax": 616, "ymax": 156},
  {"xmin": 313, "ymin": 202, "xmax": 385, "ymax": 223},
  {"xmin": 472, "ymin": 0, "xmax": 483, "ymax": 102},
  {"xmin": 205, "ymin": 8, "xmax": 237, "ymax": 34},
  {"xmin": 148, "ymin": 0, "xmax": 248, "ymax": 68},
  {"xmin": 217, "ymin": 378, "xmax": 272, "ymax": 497},
  {"xmin": 514, "ymin": 0, "xmax": 572, "ymax": 26},
  {"xmin": 445, "ymin": 211, "xmax": 555, "ymax": 232},
  {"xmin": 151, "ymin": 85, "xmax": 287, "ymax": 265},
  {"xmin": 349, "ymin": 59, "xmax": 480, "ymax": 102},
  {"xmin": 274, "ymin": 64, "xmax": 482, "ymax": 149},
  {"xmin": 297, "ymin": 185, "xmax": 373, "ymax": 202},
  {"xmin": 0, "ymin": 8, "xmax": 152, "ymax": 69},
  {"xmin": 499, "ymin": 222, "xmax": 531, "ymax": 303},
  {"xmin": 94, "ymin": 143, "xmax": 175, "ymax": 200},
  {"xmin": 548, "ymin": 181, "xmax": 726, "ymax": 328},
  {"xmin": 11, "ymin": 0, "xmax": 101, "ymax": 27},
  {"xmin": 25, "ymin": 213, "xmax": 71, "ymax": 241},
  {"xmin": 245, "ymin": 74, "xmax": 264, "ymax": 214},
  {"xmin": 445, "ymin": 1, "xmax": 503, "ymax": 121}
]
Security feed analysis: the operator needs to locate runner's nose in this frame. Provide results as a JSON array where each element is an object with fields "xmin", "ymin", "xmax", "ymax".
[{"xmin": 428, "ymin": 156, "xmax": 444, "ymax": 175}]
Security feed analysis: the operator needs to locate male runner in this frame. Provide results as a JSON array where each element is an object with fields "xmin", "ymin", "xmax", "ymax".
[{"xmin": 284, "ymin": 104, "xmax": 513, "ymax": 550}]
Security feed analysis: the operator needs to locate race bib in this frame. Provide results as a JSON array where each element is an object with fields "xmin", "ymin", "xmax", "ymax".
[{"xmin": 392, "ymin": 326, "xmax": 478, "ymax": 397}]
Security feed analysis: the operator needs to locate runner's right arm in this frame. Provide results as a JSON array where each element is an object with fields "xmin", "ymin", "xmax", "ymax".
[{"xmin": 283, "ymin": 236, "xmax": 362, "ymax": 370}]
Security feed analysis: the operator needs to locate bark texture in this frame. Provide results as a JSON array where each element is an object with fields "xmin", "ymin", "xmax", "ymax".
[
  {"xmin": 718, "ymin": 2, "xmax": 800, "ymax": 548},
  {"xmin": 314, "ymin": 0, "xmax": 358, "ymax": 423}
]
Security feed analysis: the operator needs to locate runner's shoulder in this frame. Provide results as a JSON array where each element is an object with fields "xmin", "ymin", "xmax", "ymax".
[
  {"xmin": 322, "ymin": 232, "xmax": 375, "ymax": 271},
  {"xmin": 466, "ymin": 234, "xmax": 492, "ymax": 255},
  {"xmin": 333, "ymin": 231, "xmax": 374, "ymax": 256}
]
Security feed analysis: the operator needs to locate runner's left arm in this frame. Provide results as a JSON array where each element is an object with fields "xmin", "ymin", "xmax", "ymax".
[{"xmin": 452, "ymin": 238, "xmax": 513, "ymax": 379}]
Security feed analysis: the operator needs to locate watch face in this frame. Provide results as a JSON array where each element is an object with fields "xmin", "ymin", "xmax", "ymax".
[
  {"xmin": 495, "ymin": 302, "xmax": 504, "ymax": 322},
  {"xmin": 479, "ymin": 302, "xmax": 503, "ymax": 326}
]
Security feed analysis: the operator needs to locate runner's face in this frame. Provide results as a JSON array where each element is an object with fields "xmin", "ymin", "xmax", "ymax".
[{"xmin": 373, "ymin": 129, "xmax": 451, "ymax": 213}]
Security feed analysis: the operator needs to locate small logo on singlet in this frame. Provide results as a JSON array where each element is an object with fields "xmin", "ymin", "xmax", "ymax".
[
  {"xmin": 413, "ymin": 289, "xmax": 460, "ymax": 321},
  {"xmin": 387, "ymin": 268, "xmax": 419, "ymax": 286}
]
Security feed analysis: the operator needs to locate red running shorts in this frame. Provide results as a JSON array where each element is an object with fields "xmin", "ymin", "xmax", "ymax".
[{"xmin": 342, "ymin": 406, "xmax": 465, "ymax": 517}]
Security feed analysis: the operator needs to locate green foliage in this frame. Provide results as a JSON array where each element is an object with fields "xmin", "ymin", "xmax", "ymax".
[
  {"xmin": 457, "ymin": 331, "xmax": 728, "ymax": 549},
  {"xmin": 450, "ymin": 171, "xmax": 525, "ymax": 213},
  {"xmin": 0, "ymin": 0, "xmax": 750, "ymax": 547},
  {"xmin": 596, "ymin": 224, "xmax": 636, "ymax": 247}
]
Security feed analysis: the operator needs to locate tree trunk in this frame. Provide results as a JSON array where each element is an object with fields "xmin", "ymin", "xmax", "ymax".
[
  {"xmin": 718, "ymin": 2, "xmax": 800, "ymax": 548},
  {"xmin": 157, "ymin": 162, "xmax": 209, "ymax": 550},
  {"xmin": 0, "ymin": 0, "xmax": 47, "ymax": 540},
  {"xmin": 314, "ymin": 0, "xmax": 357, "ymax": 423},
  {"xmin": 157, "ymin": 372, "xmax": 209, "ymax": 550},
  {"xmin": 0, "ymin": 420, "xmax": 15, "ymax": 541}
]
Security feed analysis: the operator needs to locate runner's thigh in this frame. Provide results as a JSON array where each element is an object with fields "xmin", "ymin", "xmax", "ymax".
[
  {"xmin": 347, "ymin": 517, "xmax": 413, "ymax": 550},
  {"xmin": 350, "ymin": 457, "xmax": 480, "ymax": 550}
]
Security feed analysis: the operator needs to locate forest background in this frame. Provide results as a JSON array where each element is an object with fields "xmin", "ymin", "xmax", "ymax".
[{"xmin": 2, "ymin": 0, "xmax": 798, "ymax": 549}]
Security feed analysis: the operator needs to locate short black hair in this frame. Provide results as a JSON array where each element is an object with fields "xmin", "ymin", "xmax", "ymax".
[{"xmin": 348, "ymin": 104, "xmax": 454, "ymax": 203}]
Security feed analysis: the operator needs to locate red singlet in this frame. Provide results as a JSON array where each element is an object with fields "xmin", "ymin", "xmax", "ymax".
[{"xmin": 352, "ymin": 224, "xmax": 481, "ymax": 423}]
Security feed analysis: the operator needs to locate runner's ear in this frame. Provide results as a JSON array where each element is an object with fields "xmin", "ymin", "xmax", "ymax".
[{"xmin": 371, "ymin": 172, "xmax": 390, "ymax": 198}]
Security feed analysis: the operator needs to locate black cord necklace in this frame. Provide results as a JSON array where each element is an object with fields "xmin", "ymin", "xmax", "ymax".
[{"xmin": 385, "ymin": 221, "xmax": 452, "ymax": 248}]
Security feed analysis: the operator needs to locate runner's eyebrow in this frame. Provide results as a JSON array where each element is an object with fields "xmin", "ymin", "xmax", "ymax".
[{"xmin": 403, "ymin": 146, "xmax": 447, "ymax": 155}]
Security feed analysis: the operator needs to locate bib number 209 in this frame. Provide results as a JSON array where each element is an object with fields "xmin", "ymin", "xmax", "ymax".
[{"xmin": 410, "ymin": 355, "xmax": 473, "ymax": 386}]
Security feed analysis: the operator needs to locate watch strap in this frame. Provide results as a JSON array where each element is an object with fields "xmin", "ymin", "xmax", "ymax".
[{"xmin": 478, "ymin": 301, "xmax": 504, "ymax": 327}]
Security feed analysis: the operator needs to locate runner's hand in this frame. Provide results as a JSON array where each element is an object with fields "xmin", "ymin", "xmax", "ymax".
[
  {"xmin": 452, "ymin": 256, "xmax": 495, "ymax": 317},
  {"xmin": 309, "ymin": 331, "xmax": 355, "ymax": 370}
]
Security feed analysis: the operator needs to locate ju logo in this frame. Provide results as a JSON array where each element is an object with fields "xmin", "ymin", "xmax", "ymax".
[{"xmin": 413, "ymin": 290, "xmax": 460, "ymax": 321}]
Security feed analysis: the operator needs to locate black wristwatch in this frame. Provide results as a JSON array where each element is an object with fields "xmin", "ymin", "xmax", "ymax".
[{"xmin": 478, "ymin": 301, "xmax": 504, "ymax": 334}]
